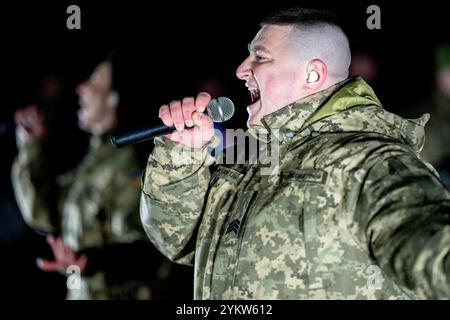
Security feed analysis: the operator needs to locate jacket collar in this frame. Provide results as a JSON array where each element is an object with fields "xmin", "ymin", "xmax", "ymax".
[{"xmin": 259, "ymin": 76, "xmax": 378, "ymax": 142}]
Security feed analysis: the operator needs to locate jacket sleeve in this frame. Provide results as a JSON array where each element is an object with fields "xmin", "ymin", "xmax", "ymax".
[
  {"xmin": 351, "ymin": 148, "xmax": 450, "ymax": 299},
  {"xmin": 140, "ymin": 136, "xmax": 215, "ymax": 265},
  {"xmin": 11, "ymin": 137, "xmax": 58, "ymax": 232}
]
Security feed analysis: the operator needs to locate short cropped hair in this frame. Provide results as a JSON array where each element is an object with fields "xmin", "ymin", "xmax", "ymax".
[
  {"xmin": 261, "ymin": 7, "xmax": 344, "ymax": 30},
  {"xmin": 261, "ymin": 7, "xmax": 351, "ymax": 80}
]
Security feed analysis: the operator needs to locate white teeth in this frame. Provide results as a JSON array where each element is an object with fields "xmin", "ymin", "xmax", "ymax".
[
  {"xmin": 246, "ymin": 83, "xmax": 258, "ymax": 90},
  {"xmin": 249, "ymin": 88, "xmax": 260, "ymax": 103},
  {"xmin": 245, "ymin": 83, "xmax": 260, "ymax": 103}
]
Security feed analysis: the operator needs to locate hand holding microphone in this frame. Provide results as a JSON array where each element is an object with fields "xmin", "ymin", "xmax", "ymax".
[{"xmin": 111, "ymin": 92, "xmax": 234, "ymax": 149}]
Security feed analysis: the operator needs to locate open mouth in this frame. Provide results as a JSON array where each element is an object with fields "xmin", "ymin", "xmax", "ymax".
[{"xmin": 249, "ymin": 88, "xmax": 261, "ymax": 104}]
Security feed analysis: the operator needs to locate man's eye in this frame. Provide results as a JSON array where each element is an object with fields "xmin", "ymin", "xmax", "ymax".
[{"xmin": 255, "ymin": 55, "xmax": 265, "ymax": 61}]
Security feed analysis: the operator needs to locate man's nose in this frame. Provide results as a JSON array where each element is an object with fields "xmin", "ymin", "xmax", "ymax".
[{"xmin": 236, "ymin": 57, "xmax": 252, "ymax": 81}]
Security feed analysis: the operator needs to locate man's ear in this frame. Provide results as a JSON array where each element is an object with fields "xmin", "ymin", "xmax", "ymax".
[
  {"xmin": 306, "ymin": 59, "xmax": 327, "ymax": 89},
  {"xmin": 107, "ymin": 91, "xmax": 119, "ymax": 108}
]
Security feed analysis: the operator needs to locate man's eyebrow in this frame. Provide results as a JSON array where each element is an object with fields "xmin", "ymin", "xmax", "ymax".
[{"xmin": 247, "ymin": 43, "xmax": 270, "ymax": 54}]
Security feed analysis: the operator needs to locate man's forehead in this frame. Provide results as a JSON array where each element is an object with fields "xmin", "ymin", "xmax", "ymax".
[
  {"xmin": 248, "ymin": 25, "xmax": 293, "ymax": 52},
  {"xmin": 248, "ymin": 43, "xmax": 269, "ymax": 53}
]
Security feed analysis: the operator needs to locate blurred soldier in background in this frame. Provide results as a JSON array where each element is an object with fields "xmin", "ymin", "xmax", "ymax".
[
  {"xmin": 408, "ymin": 45, "xmax": 450, "ymax": 187},
  {"xmin": 11, "ymin": 53, "xmax": 167, "ymax": 299},
  {"xmin": 349, "ymin": 51, "xmax": 380, "ymax": 88}
]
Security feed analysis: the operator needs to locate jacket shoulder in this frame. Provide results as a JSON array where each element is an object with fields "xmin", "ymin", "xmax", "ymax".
[{"xmin": 291, "ymin": 131, "xmax": 417, "ymax": 171}]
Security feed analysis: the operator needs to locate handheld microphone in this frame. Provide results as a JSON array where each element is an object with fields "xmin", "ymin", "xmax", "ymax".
[{"xmin": 111, "ymin": 96, "xmax": 234, "ymax": 148}]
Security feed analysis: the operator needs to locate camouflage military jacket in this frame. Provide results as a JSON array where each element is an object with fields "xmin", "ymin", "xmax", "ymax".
[
  {"xmin": 12, "ymin": 134, "xmax": 149, "ymax": 299},
  {"xmin": 141, "ymin": 77, "xmax": 450, "ymax": 299}
]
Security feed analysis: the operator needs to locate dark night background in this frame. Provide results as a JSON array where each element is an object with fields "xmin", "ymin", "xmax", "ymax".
[{"xmin": 0, "ymin": 0, "xmax": 449, "ymax": 299}]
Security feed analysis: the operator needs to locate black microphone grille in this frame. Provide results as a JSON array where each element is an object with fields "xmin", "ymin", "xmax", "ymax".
[{"xmin": 206, "ymin": 97, "xmax": 235, "ymax": 123}]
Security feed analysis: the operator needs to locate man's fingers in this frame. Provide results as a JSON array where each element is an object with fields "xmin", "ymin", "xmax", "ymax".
[
  {"xmin": 48, "ymin": 236, "xmax": 65, "ymax": 262},
  {"xmin": 182, "ymin": 97, "xmax": 195, "ymax": 127},
  {"xmin": 169, "ymin": 100, "xmax": 184, "ymax": 131},
  {"xmin": 27, "ymin": 109, "xmax": 44, "ymax": 127},
  {"xmin": 63, "ymin": 244, "xmax": 77, "ymax": 264},
  {"xmin": 14, "ymin": 110, "xmax": 25, "ymax": 125},
  {"xmin": 19, "ymin": 106, "xmax": 43, "ymax": 128},
  {"xmin": 160, "ymin": 93, "xmax": 214, "ymax": 148},
  {"xmin": 192, "ymin": 112, "xmax": 213, "ymax": 129},
  {"xmin": 47, "ymin": 235, "xmax": 57, "ymax": 251},
  {"xmin": 37, "ymin": 258, "xmax": 61, "ymax": 272},
  {"xmin": 159, "ymin": 104, "xmax": 173, "ymax": 127},
  {"xmin": 195, "ymin": 92, "xmax": 212, "ymax": 113},
  {"xmin": 76, "ymin": 254, "xmax": 88, "ymax": 273},
  {"xmin": 168, "ymin": 130, "xmax": 182, "ymax": 143}
]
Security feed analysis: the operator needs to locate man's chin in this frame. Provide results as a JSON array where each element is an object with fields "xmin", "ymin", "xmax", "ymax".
[
  {"xmin": 246, "ymin": 119, "xmax": 256, "ymax": 128},
  {"xmin": 247, "ymin": 115, "xmax": 263, "ymax": 128},
  {"xmin": 246, "ymin": 102, "xmax": 264, "ymax": 127}
]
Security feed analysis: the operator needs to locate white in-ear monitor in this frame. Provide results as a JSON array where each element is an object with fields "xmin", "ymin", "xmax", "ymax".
[{"xmin": 307, "ymin": 71, "xmax": 319, "ymax": 83}]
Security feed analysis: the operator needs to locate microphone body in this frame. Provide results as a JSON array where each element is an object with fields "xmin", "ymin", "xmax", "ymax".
[
  {"xmin": 111, "ymin": 97, "xmax": 234, "ymax": 148},
  {"xmin": 111, "ymin": 125, "xmax": 175, "ymax": 148}
]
